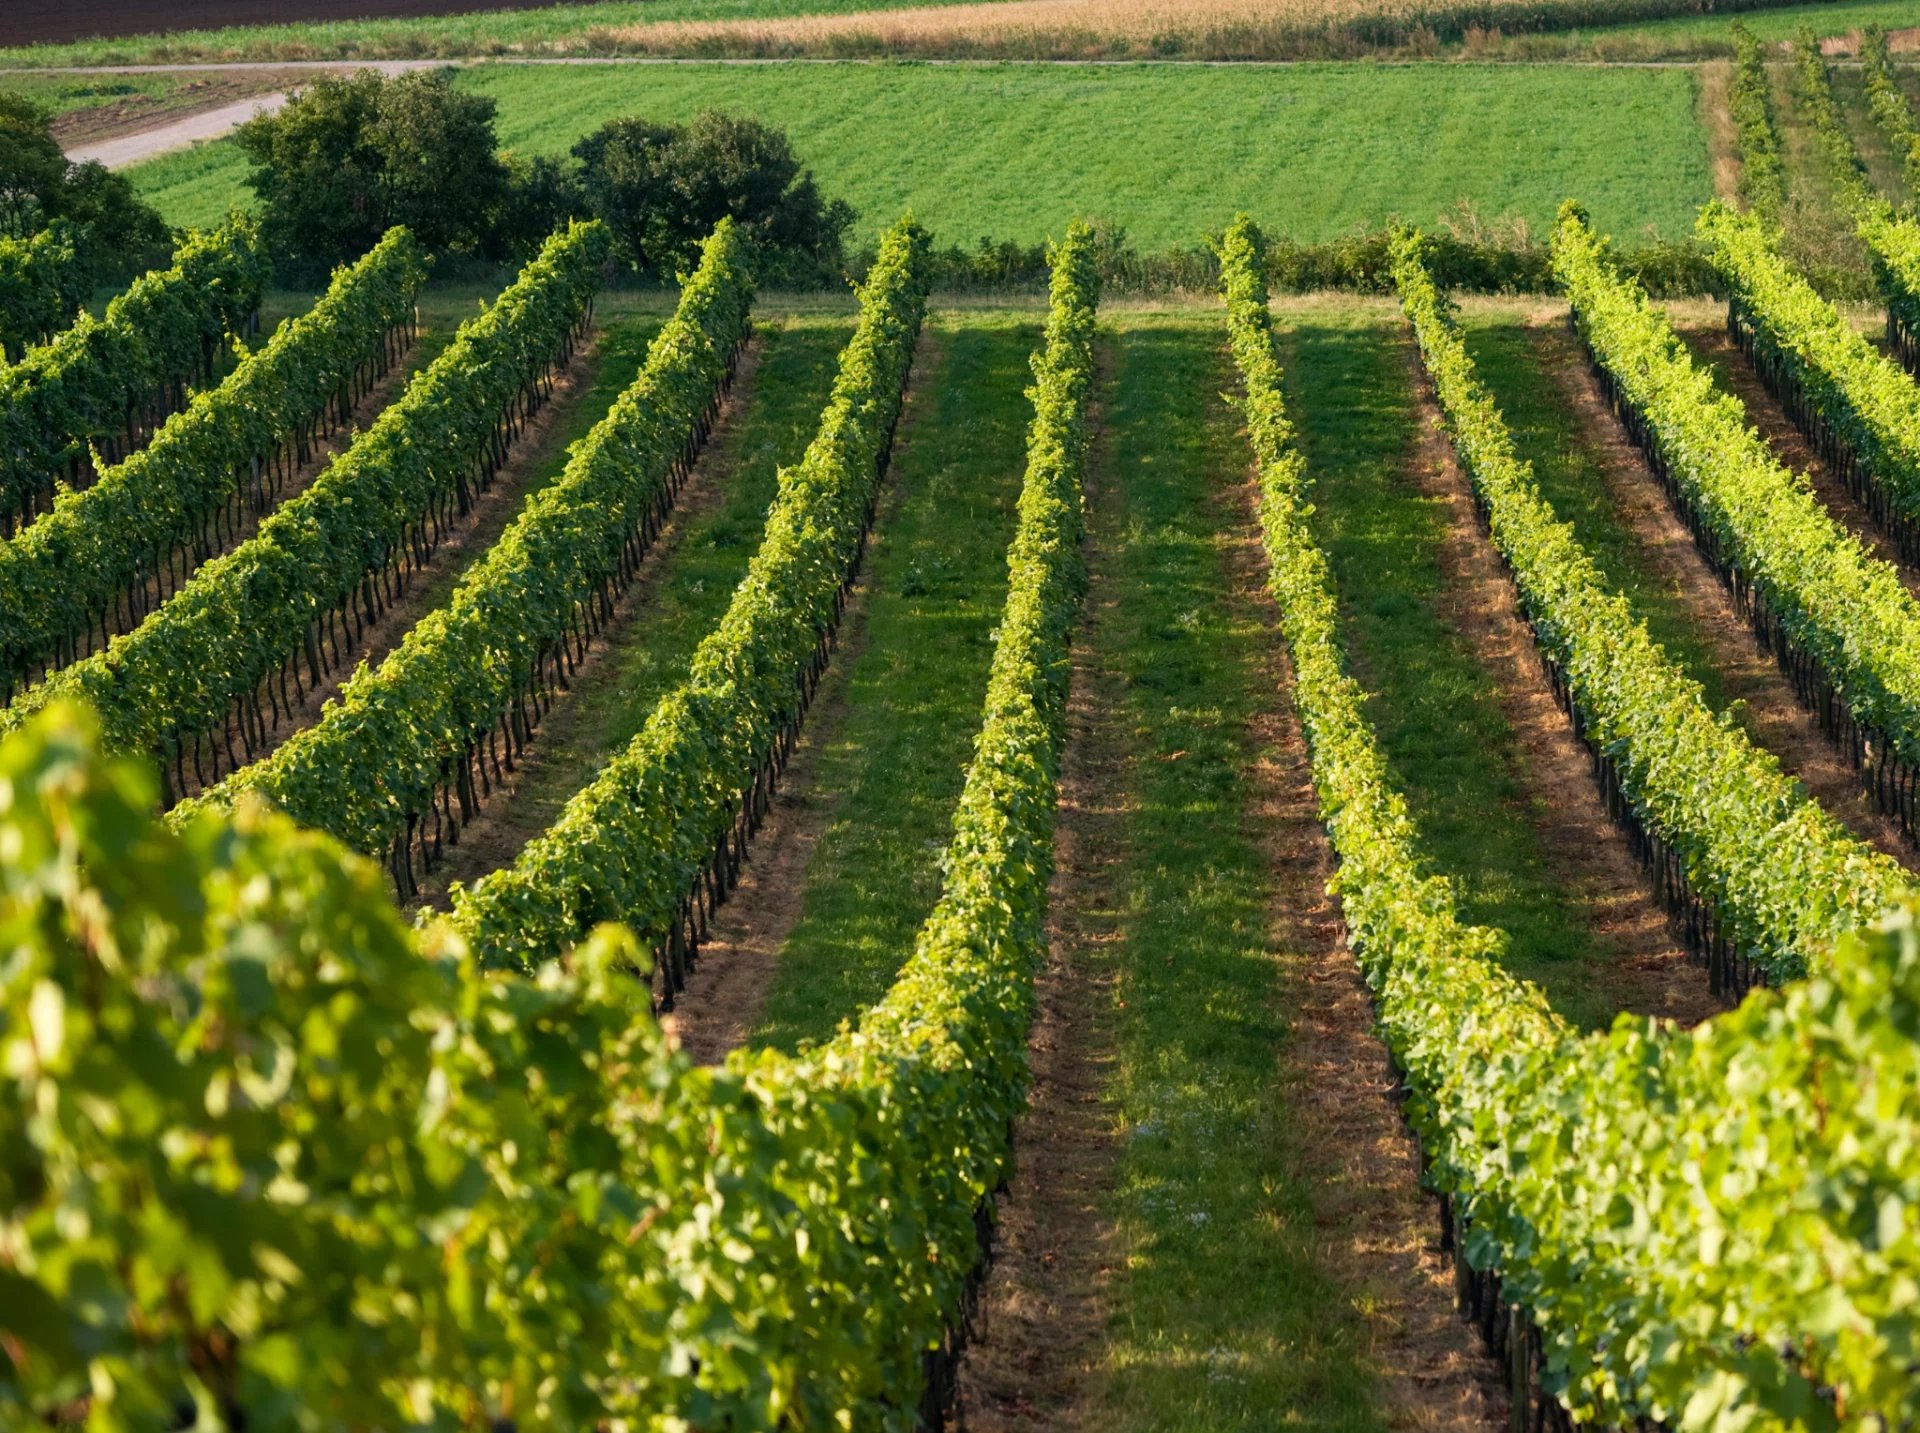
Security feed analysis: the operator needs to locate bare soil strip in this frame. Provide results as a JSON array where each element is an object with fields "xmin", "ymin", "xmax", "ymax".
[
  {"xmin": 953, "ymin": 355, "xmax": 1122, "ymax": 1432},
  {"xmin": 7, "ymin": 0, "xmax": 539, "ymax": 47},
  {"xmin": 415, "ymin": 333, "xmax": 766, "ymax": 904},
  {"xmin": 1676, "ymin": 322, "xmax": 1920, "ymax": 599},
  {"xmin": 1538, "ymin": 321, "xmax": 1917, "ymax": 866},
  {"xmin": 67, "ymin": 91, "xmax": 290, "ymax": 166},
  {"xmin": 659, "ymin": 329, "xmax": 946, "ymax": 1064},
  {"xmin": 1216, "ymin": 464, "xmax": 1507, "ymax": 1433},
  {"xmin": 1408, "ymin": 358, "xmax": 1722, "ymax": 1026},
  {"xmin": 50, "ymin": 70, "xmax": 312, "ymax": 145}
]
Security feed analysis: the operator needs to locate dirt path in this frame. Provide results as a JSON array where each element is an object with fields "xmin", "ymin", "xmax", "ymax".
[
  {"xmin": 51, "ymin": 60, "xmax": 437, "ymax": 165},
  {"xmin": 415, "ymin": 336, "xmax": 767, "ymax": 904},
  {"xmin": 1540, "ymin": 323, "xmax": 1916, "ymax": 866},
  {"xmin": 954, "ymin": 352, "xmax": 1122, "ymax": 1431},
  {"xmin": 47, "ymin": 69, "xmax": 311, "ymax": 145},
  {"xmin": 660, "ymin": 329, "xmax": 945, "ymax": 1063},
  {"xmin": 1676, "ymin": 323, "xmax": 1920, "ymax": 599},
  {"xmin": 67, "ymin": 92, "xmax": 288, "ymax": 166},
  {"xmin": 1217, "ymin": 462, "xmax": 1506, "ymax": 1433},
  {"xmin": 1697, "ymin": 57, "xmax": 1740, "ymax": 202},
  {"xmin": 1409, "ymin": 356, "xmax": 1723, "ymax": 1027}
]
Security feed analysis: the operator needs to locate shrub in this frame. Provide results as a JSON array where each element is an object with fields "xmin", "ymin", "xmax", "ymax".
[
  {"xmin": 235, "ymin": 69, "xmax": 511, "ymax": 267},
  {"xmin": 574, "ymin": 110, "xmax": 853, "ymax": 280}
]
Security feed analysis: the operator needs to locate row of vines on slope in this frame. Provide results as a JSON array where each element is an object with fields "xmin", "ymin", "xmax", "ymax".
[
  {"xmin": 1861, "ymin": 25, "xmax": 1920, "ymax": 198},
  {"xmin": 446, "ymin": 216, "xmax": 928, "ymax": 1002},
  {"xmin": 188, "ymin": 221, "xmax": 752, "ymax": 899},
  {"xmin": 1556, "ymin": 208, "xmax": 1920, "ymax": 844},
  {"xmin": 1701, "ymin": 203, "xmax": 1920, "ymax": 566},
  {"xmin": 1224, "ymin": 211, "xmax": 1920, "ymax": 1433},
  {"xmin": 1776, "ymin": 30, "xmax": 1920, "ymax": 370},
  {"xmin": 0, "ymin": 216, "xmax": 268, "ymax": 533},
  {"xmin": 0, "ymin": 227, "xmax": 427, "ymax": 701},
  {"xmin": 1729, "ymin": 22, "xmax": 1787, "ymax": 221},
  {"xmin": 1392, "ymin": 220, "xmax": 1905, "ymax": 994},
  {"xmin": 1865, "ymin": 205, "xmax": 1920, "ymax": 375},
  {"xmin": 0, "ymin": 220, "xmax": 85, "ymax": 361},
  {"xmin": 0, "ymin": 220, "xmax": 607, "ymax": 801},
  {"xmin": 0, "ymin": 221, "xmax": 1100, "ymax": 1429},
  {"xmin": 1789, "ymin": 25, "xmax": 1875, "ymax": 217}
]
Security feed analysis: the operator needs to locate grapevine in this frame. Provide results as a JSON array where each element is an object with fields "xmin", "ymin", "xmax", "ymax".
[
  {"xmin": 1225, "ymin": 213, "xmax": 1920, "ymax": 1433},
  {"xmin": 0, "ymin": 226, "xmax": 426, "ymax": 700},
  {"xmin": 0, "ymin": 220, "xmax": 1101, "ymax": 1428},
  {"xmin": 1728, "ymin": 22, "xmax": 1787, "ymax": 220},
  {"xmin": 1700, "ymin": 203, "xmax": 1920, "ymax": 566},
  {"xmin": 447, "ymin": 215, "xmax": 929, "ymax": 995},
  {"xmin": 1556, "ymin": 206, "xmax": 1920, "ymax": 844},
  {"xmin": 188, "ymin": 220, "xmax": 752, "ymax": 898},
  {"xmin": 1394, "ymin": 220, "xmax": 1906, "ymax": 993},
  {"xmin": 0, "ymin": 220, "xmax": 85, "ymax": 361},
  {"xmin": 0, "ymin": 216, "xmax": 269, "ymax": 533},
  {"xmin": 0, "ymin": 220, "xmax": 609, "ymax": 801}
]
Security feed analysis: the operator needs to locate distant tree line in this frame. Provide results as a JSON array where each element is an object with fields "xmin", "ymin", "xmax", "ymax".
[{"xmin": 235, "ymin": 69, "xmax": 853, "ymax": 283}]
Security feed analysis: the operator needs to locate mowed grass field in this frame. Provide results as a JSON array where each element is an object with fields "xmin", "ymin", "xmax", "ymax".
[{"xmin": 128, "ymin": 60, "xmax": 1714, "ymax": 248}]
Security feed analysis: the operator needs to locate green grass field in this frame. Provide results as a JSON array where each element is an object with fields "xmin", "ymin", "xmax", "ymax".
[
  {"xmin": 128, "ymin": 60, "xmax": 1714, "ymax": 249},
  {"xmin": 750, "ymin": 314, "xmax": 1038, "ymax": 1052},
  {"xmin": 3, "ymin": 71, "xmax": 194, "ymax": 113}
]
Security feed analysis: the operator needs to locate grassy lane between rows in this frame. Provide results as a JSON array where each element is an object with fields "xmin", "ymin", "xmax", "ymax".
[
  {"xmin": 422, "ymin": 315, "xmax": 853, "ymax": 897},
  {"xmin": 749, "ymin": 313, "xmax": 1039, "ymax": 1052},
  {"xmin": 1462, "ymin": 319, "xmax": 1736, "ymax": 712},
  {"xmin": 1767, "ymin": 57, "xmax": 1872, "ymax": 293},
  {"xmin": 1076, "ymin": 314, "xmax": 1385, "ymax": 1430},
  {"xmin": 1284, "ymin": 312, "xmax": 1626, "ymax": 1030},
  {"xmin": 1833, "ymin": 63, "xmax": 1915, "ymax": 209}
]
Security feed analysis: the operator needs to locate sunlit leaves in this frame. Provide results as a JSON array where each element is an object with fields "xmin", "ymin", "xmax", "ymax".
[
  {"xmin": 1226, "ymin": 213, "xmax": 1920, "ymax": 1433},
  {"xmin": 0, "ymin": 217, "xmax": 270, "ymax": 521},
  {"xmin": 194, "ymin": 221, "xmax": 751, "ymax": 866}
]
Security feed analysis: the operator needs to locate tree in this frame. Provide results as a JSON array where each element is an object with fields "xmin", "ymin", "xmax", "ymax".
[
  {"xmin": 0, "ymin": 90, "xmax": 169, "ymax": 282},
  {"xmin": 236, "ymin": 69, "xmax": 510, "ymax": 267},
  {"xmin": 572, "ymin": 117, "xmax": 679, "ymax": 267},
  {"xmin": 574, "ymin": 111, "xmax": 853, "ymax": 279},
  {"xmin": 0, "ymin": 92, "xmax": 66, "ymax": 237}
]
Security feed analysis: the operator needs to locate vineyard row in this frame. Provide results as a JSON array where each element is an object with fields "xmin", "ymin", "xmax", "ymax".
[
  {"xmin": 1225, "ymin": 213, "xmax": 1920, "ymax": 1433},
  {"xmin": 0, "ymin": 220, "xmax": 1101, "ymax": 1429},
  {"xmin": 0, "ymin": 220, "xmax": 607, "ymax": 804},
  {"xmin": 188, "ymin": 220, "xmax": 754, "ymax": 906},
  {"xmin": 1557, "ymin": 210, "xmax": 1920, "ymax": 845},
  {"xmin": 0, "ymin": 227, "xmax": 426, "ymax": 701},
  {"xmin": 0, "ymin": 217, "xmax": 269, "ymax": 532}
]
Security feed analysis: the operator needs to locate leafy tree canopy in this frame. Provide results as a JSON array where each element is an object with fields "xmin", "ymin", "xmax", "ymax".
[
  {"xmin": 236, "ymin": 69, "xmax": 510, "ymax": 267},
  {"xmin": 0, "ymin": 90, "xmax": 170, "ymax": 283},
  {"xmin": 574, "ymin": 110, "xmax": 854, "ymax": 281}
]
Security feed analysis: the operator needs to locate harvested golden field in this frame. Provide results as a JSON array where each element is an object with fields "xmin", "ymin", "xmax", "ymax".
[{"xmin": 600, "ymin": 0, "xmax": 1915, "ymax": 60}]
